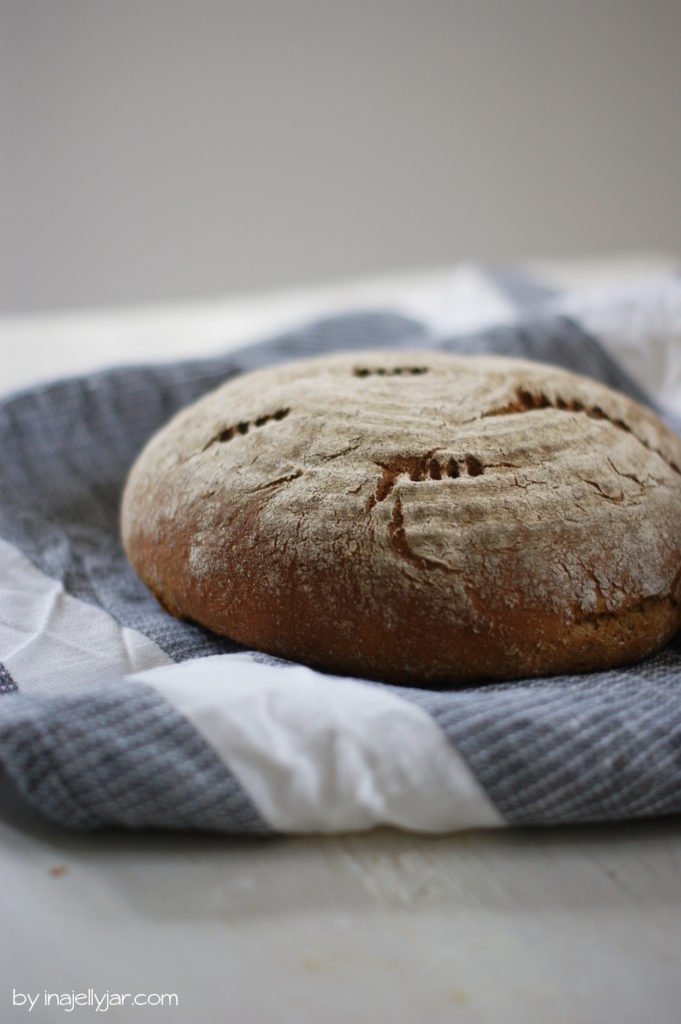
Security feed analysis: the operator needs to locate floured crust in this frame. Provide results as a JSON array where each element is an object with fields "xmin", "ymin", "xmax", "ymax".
[{"xmin": 121, "ymin": 352, "xmax": 681, "ymax": 684}]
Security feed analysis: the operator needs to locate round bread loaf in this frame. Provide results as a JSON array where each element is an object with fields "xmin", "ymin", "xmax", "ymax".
[{"xmin": 121, "ymin": 351, "xmax": 681, "ymax": 684}]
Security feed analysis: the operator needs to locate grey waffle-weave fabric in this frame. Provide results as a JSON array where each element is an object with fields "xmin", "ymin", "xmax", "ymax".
[
  {"xmin": 1, "ymin": 301, "xmax": 680, "ymax": 832},
  {"xmin": 0, "ymin": 684, "xmax": 270, "ymax": 832}
]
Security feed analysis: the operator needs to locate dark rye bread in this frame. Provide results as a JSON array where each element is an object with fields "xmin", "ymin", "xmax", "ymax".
[{"xmin": 121, "ymin": 352, "xmax": 681, "ymax": 685}]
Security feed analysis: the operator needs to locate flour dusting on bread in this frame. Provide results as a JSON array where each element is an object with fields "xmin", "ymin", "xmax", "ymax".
[{"xmin": 121, "ymin": 352, "xmax": 681, "ymax": 684}]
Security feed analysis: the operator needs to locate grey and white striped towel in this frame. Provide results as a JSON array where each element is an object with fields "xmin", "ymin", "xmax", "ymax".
[{"xmin": 2, "ymin": 268, "xmax": 681, "ymax": 835}]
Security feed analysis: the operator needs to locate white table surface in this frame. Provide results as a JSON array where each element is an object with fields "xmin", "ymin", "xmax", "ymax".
[{"xmin": 2, "ymin": 259, "xmax": 681, "ymax": 1024}]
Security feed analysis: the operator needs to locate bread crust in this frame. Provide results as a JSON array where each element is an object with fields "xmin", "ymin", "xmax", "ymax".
[{"xmin": 121, "ymin": 352, "xmax": 681, "ymax": 684}]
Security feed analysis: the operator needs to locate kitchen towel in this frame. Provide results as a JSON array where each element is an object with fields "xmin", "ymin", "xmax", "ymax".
[{"xmin": 2, "ymin": 267, "xmax": 681, "ymax": 834}]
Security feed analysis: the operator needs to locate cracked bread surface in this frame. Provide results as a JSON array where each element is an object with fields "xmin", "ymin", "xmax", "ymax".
[{"xmin": 121, "ymin": 351, "xmax": 681, "ymax": 684}]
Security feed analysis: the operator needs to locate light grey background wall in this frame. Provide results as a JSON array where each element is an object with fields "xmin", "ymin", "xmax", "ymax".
[{"xmin": 1, "ymin": 0, "xmax": 680, "ymax": 313}]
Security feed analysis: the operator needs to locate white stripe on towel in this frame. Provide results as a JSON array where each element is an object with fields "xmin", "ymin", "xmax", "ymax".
[
  {"xmin": 560, "ymin": 276, "xmax": 681, "ymax": 416},
  {"xmin": 135, "ymin": 653, "xmax": 504, "ymax": 834},
  {"xmin": 0, "ymin": 538, "xmax": 171, "ymax": 695}
]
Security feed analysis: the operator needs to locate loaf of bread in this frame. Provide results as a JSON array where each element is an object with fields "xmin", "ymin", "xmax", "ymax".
[{"xmin": 121, "ymin": 352, "xmax": 681, "ymax": 684}]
